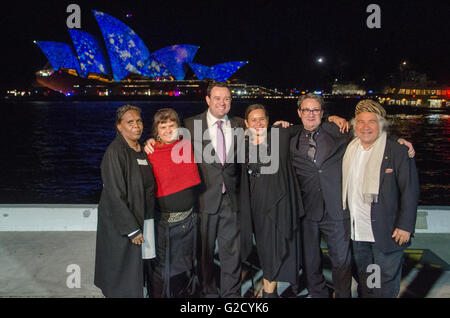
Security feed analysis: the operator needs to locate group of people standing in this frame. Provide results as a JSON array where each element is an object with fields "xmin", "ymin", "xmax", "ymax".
[{"xmin": 94, "ymin": 81, "xmax": 419, "ymax": 299}]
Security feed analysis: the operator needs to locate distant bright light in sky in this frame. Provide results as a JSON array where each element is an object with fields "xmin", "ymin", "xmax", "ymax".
[{"xmin": 317, "ymin": 57, "xmax": 324, "ymax": 63}]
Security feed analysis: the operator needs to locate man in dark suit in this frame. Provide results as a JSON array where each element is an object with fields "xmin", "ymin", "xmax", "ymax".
[
  {"xmin": 342, "ymin": 100, "xmax": 419, "ymax": 298},
  {"xmin": 184, "ymin": 82, "xmax": 245, "ymax": 298},
  {"xmin": 290, "ymin": 93, "xmax": 353, "ymax": 298}
]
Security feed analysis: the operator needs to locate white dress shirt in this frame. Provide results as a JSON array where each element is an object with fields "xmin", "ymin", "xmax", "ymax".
[
  {"xmin": 348, "ymin": 141, "xmax": 376, "ymax": 242},
  {"xmin": 206, "ymin": 110, "xmax": 233, "ymax": 156}
]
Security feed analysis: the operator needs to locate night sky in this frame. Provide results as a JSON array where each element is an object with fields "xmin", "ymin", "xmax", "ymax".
[{"xmin": 1, "ymin": 0, "xmax": 448, "ymax": 90}]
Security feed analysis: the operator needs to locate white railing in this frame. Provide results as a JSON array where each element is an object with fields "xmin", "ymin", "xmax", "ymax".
[{"xmin": 0, "ymin": 204, "xmax": 449, "ymax": 233}]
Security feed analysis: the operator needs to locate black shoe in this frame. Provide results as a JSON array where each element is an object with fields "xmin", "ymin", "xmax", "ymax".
[{"xmin": 262, "ymin": 290, "xmax": 279, "ymax": 298}]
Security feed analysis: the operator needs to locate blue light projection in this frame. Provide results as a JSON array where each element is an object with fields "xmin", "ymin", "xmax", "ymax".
[
  {"xmin": 93, "ymin": 10, "xmax": 151, "ymax": 81},
  {"xmin": 37, "ymin": 11, "xmax": 248, "ymax": 83},
  {"xmin": 144, "ymin": 57, "xmax": 171, "ymax": 78},
  {"xmin": 151, "ymin": 45, "xmax": 199, "ymax": 80},
  {"xmin": 187, "ymin": 62, "xmax": 211, "ymax": 80},
  {"xmin": 209, "ymin": 62, "xmax": 248, "ymax": 81},
  {"xmin": 36, "ymin": 41, "xmax": 81, "ymax": 76},
  {"xmin": 188, "ymin": 61, "xmax": 248, "ymax": 81},
  {"xmin": 69, "ymin": 29, "xmax": 110, "ymax": 78}
]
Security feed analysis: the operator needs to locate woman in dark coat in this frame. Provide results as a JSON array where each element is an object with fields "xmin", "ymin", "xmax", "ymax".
[
  {"xmin": 94, "ymin": 105, "xmax": 155, "ymax": 298},
  {"xmin": 240, "ymin": 105, "xmax": 350, "ymax": 297},
  {"xmin": 240, "ymin": 104, "xmax": 305, "ymax": 298}
]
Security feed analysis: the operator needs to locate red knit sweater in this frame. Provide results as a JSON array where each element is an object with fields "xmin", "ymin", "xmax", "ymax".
[{"xmin": 147, "ymin": 139, "xmax": 201, "ymax": 198}]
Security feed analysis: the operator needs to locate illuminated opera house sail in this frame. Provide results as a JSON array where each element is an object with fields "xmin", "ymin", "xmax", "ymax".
[{"xmin": 35, "ymin": 10, "xmax": 248, "ymax": 96}]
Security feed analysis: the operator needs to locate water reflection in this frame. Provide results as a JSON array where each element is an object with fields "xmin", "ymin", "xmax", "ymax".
[{"xmin": 0, "ymin": 100, "xmax": 448, "ymax": 205}]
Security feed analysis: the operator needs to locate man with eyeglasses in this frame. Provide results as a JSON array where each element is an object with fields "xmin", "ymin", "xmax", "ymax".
[
  {"xmin": 290, "ymin": 93, "xmax": 415, "ymax": 298},
  {"xmin": 290, "ymin": 93, "xmax": 354, "ymax": 298}
]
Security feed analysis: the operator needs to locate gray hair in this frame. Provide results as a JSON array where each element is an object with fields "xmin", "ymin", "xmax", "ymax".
[
  {"xmin": 297, "ymin": 93, "xmax": 324, "ymax": 109},
  {"xmin": 351, "ymin": 113, "xmax": 390, "ymax": 137}
]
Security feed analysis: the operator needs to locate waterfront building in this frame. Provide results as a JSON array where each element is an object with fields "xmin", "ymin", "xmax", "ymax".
[
  {"xmin": 380, "ymin": 86, "xmax": 449, "ymax": 108},
  {"xmin": 33, "ymin": 10, "xmax": 248, "ymax": 96},
  {"xmin": 381, "ymin": 63, "xmax": 449, "ymax": 108},
  {"xmin": 331, "ymin": 83, "xmax": 366, "ymax": 96}
]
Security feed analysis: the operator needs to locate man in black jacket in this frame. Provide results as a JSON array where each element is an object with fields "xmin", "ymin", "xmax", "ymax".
[
  {"xmin": 290, "ymin": 93, "xmax": 353, "ymax": 298},
  {"xmin": 342, "ymin": 100, "xmax": 419, "ymax": 298},
  {"xmin": 184, "ymin": 82, "xmax": 245, "ymax": 298}
]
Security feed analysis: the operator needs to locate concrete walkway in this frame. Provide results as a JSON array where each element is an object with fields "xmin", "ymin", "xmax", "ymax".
[
  {"xmin": 0, "ymin": 231, "xmax": 449, "ymax": 298},
  {"xmin": 0, "ymin": 232, "xmax": 102, "ymax": 297}
]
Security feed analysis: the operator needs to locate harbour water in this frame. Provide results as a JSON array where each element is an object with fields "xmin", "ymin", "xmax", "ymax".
[{"xmin": 0, "ymin": 98, "xmax": 448, "ymax": 205}]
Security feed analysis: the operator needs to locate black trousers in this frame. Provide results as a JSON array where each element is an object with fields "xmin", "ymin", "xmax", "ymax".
[
  {"xmin": 200, "ymin": 193, "xmax": 241, "ymax": 298},
  {"xmin": 301, "ymin": 213, "xmax": 352, "ymax": 298},
  {"xmin": 152, "ymin": 213, "xmax": 198, "ymax": 298}
]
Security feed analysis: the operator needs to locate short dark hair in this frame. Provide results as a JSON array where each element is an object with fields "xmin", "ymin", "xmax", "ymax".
[
  {"xmin": 152, "ymin": 108, "xmax": 181, "ymax": 139},
  {"xmin": 206, "ymin": 81, "xmax": 231, "ymax": 97},
  {"xmin": 115, "ymin": 104, "xmax": 142, "ymax": 127},
  {"xmin": 245, "ymin": 104, "xmax": 269, "ymax": 121},
  {"xmin": 297, "ymin": 93, "xmax": 324, "ymax": 110}
]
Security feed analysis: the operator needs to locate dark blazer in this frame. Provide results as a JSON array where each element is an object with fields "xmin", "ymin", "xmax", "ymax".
[
  {"xmin": 290, "ymin": 122, "xmax": 351, "ymax": 221},
  {"xmin": 184, "ymin": 112, "xmax": 245, "ymax": 214},
  {"xmin": 364, "ymin": 138, "xmax": 420, "ymax": 253}
]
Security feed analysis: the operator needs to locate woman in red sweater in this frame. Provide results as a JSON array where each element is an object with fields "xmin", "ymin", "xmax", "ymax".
[{"xmin": 147, "ymin": 108, "xmax": 201, "ymax": 298}]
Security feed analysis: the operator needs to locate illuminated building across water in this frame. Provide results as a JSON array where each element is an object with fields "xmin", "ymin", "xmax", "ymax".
[{"xmin": 34, "ymin": 10, "xmax": 248, "ymax": 95}]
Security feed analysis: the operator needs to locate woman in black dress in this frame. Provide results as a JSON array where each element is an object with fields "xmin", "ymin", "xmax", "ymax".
[
  {"xmin": 240, "ymin": 104, "xmax": 350, "ymax": 298},
  {"xmin": 240, "ymin": 104, "xmax": 304, "ymax": 298}
]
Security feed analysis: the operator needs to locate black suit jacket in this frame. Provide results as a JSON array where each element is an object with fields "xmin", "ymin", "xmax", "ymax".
[
  {"xmin": 290, "ymin": 122, "xmax": 351, "ymax": 221},
  {"xmin": 362, "ymin": 138, "xmax": 420, "ymax": 253},
  {"xmin": 184, "ymin": 112, "xmax": 245, "ymax": 214}
]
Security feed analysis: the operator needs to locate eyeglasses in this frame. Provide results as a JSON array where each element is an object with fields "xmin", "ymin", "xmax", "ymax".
[{"xmin": 300, "ymin": 108, "xmax": 322, "ymax": 115}]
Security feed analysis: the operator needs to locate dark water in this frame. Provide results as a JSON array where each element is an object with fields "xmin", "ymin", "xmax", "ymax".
[{"xmin": 0, "ymin": 99, "xmax": 448, "ymax": 205}]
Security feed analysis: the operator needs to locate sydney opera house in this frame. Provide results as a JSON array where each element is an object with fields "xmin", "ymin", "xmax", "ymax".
[{"xmin": 34, "ymin": 10, "xmax": 248, "ymax": 97}]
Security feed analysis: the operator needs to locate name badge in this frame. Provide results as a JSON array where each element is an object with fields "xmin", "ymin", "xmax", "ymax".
[{"xmin": 137, "ymin": 159, "xmax": 148, "ymax": 166}]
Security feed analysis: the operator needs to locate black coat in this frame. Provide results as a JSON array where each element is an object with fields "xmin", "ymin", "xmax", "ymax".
[
  {"xmin": 362, "ymin": 138, "xmax": 420, "ymax": 253},
  {"xmin": 94, "ymin": 134, "xmax": 154, "ymax": 298},
  {"xmin": 184, "ymin": 112, "xmax": 245, "ymax": 214},
  {"xmin": 240, "ymin": 126, "xmax": 304, "ymax": 283},
  {"xmin": 290, "ymin": 122, "xmax": 351, "ymax": 221}
]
